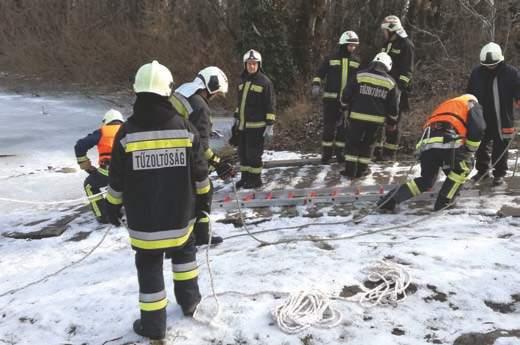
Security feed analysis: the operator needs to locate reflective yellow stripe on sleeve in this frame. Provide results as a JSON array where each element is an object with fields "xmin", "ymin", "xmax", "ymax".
[
  {"xmin": 399, "ymin": 75, "xmax": 410, "ymax": 84},
  {"xmin": 465, "ymin": 139, "xmax": 480, "ymax": 151},
  {"xmin": 266, "ymin": 113, "xmax": 276, "ymax": 121},
  {"xmin": 106, "ymin": 186, "xmax": 123, "ymax": 205},
  {"xmin": 76, "ymin": 156, "xmax": 89, "ymax": 163},
  {"xmin": 204, "ymin": 148, "xmax": 214, "ymax": 160},
  {"xmin": 196, "ymin": 178, "xmax": 210, "ymax": 195}
]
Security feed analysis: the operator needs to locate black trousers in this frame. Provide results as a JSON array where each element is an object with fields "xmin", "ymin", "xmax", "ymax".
[
  {"xmin": 135, "ymin": 235, "xmax": 200, "ymax": 338},
  {"xmin": 390, "ymin": 147, "xmax": 472, "ymax": 210},
  {"xmin": 322, "ymin": 101, "xmax": 346, "ymax": 159},
  {"xmin": 83, "ymin": 169, "xmax": 108, "ymax": 221},
  {"xmin": 193, "ymin": 181, "xmax": 213, "ymax": 244},
  {"xmin": 343, "ymin": 120, "xmax": 381, "ymax": 177},
  {"xmin": 238, "ymin": 128, "xmax": 265, "ymax": 178},
  {"xmin": 475, "ymin": 131, "xmax": 509, "ymax": 178},
  {"xmin": 378, "ymin": 90, "xmax": 409, "ymax": 155}
]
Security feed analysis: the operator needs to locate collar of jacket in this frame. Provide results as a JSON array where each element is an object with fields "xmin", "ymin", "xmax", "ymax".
[
  {"xmin": 241, "ymin": 69, "xmax": 263, "ymax": 81},
  {"xmin": 129, "ymin": 93, "xmax": 175, "ymax": 129}
]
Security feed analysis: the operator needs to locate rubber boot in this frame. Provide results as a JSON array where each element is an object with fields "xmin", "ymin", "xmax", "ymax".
[
  {"xmin": 245, "ymin": 173, "xmax": 263, "ymax": 189},
  {"xmin": 235, "ymin": 172, "xmax": 249, "ymax": 189},
  {"xmin": 194, "ymin": 221, "xmax": 223, "ymax": 246},
  {"xmin": 321, "ymin": 146, "xmax": 333, "ymax": 164}
]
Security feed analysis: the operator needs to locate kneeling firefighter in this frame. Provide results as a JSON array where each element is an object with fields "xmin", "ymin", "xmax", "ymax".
[
  {"xmin": 74, "ymin": 109, "xmax": 123, "ymax": 223},
  {"xmin": 378, "ymin": 94, "xmax": 486, "ymax": 211}
]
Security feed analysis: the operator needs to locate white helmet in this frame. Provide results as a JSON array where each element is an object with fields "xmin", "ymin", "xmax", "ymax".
[
  {"xmin": 243, "ymin": 49, "xmax": 262, "ymax": 66},
  {"xmin": 461, "ymin": 94, "xmax": 478, "ymax": 103},
  {"xmin": 197, "ymin": 66, "xmax": 229, "ymax": 94},
  {"xmin": 133, "ymin": 60, "xmax": 174, "ymax": 97},
  {"xmin": 381, "ymin": 15, "xmax": 402, "ymax": 32},
  {"xmin": 339, "ymin": 31, "xmax": 359, "ymax": 45},
  {"xmin": 103, "ymin": 109, "xmax": 124, "ymax": 124},
  {"xmin": 372, "ymin": 52, "xmax": 393, "ymax": 72},
  {"xmin": 480, "ymin": 42, "xmax": 504, "ymax": 66}
]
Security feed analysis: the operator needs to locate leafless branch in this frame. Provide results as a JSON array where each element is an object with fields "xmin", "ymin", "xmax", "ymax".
[{"xmin": 408, "ymin": 23, "xmax": 451, "ymax": 59}]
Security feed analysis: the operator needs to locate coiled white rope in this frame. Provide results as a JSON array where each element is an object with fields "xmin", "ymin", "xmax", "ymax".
[
  {"xmin": 0, "ymin": 191, "xmax": 105, "ymax": 205},
  {"xmin": 273, "ymin": 290, "xmax": 342, "ymax": 334},
  {"xmin": 358, "ymin": 260, "xmax": 411, "ymax": 308}
]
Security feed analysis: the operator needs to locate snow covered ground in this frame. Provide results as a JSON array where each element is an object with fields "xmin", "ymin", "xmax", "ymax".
[{"xmin": 0, "ymin": 91, "xmax": 519, "ymax": 345}]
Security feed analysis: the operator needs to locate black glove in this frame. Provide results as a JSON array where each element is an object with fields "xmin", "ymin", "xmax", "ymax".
[
  {"xmin": 105, "ymin": 202, "xmax": 123, "ymax": 226},
  {"xmin": 215, "ymin": 161, "xmax": 236, "ymax": 180},
  {"xmin": 228, "ymin": 122, "xmax": 240, "ymax": 147}
]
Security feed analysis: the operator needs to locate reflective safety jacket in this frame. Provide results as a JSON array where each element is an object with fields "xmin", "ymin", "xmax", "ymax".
[
  {"xmin": 312, "ymin": 49, "xmax": 360, "ymax": 102},
  {"xmin": 467, "ymin": 62, "xmax": 520, "ymax": 140},
  {"xmin": 75, "ymin": 122, "xmax": 122, "ymax": 170},
  {"xmin": 234, "ymin": 70, "xmax": 276, "ymax": 130},
  {"xmin": 170, "ymin": 92, "xmax": 221, "ymax": 167},
  {"xmin": 418, "ymin": 95, "xmax": 486, "ymax": 153},
  {"xmin": 341, "ymin": 65, "xmax": 400, "ymax": 125},
  {"xmin": 381, "ymin": 36, "xmax": 414, "ymax": 90},
  {"xmin": 107, "ymin": 94, "xmax": 210, "ymax": 252}
]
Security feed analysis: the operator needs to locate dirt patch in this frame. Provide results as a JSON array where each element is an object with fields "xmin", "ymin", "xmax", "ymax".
[
  {"xmin": 453, "ymin": 329, "xmax": 520, "ymax": 345},
  {"xmin": 313, "ymin": 241, "xmax": 334, "ymax": 251},
  {"xmin": 340, "ymin": 285, "xmax": 363, "ymax": 298},
  {"xmin": 6, "ymin": 205, "xmax": 89, "ymax": 239},
  {"xmin": 392, "ymin": 328, "xmax": 405, "ymax": 336},
  {"xmin": 67, "ymin": 231, "xmax": 92, "ymax": 242},
  {"xmin": 484, "ymin": 300, "xmax": 517, "ymax": 314},
  {"xmin": 424, "ymin": 284, "xmax": 448, "ymax": 303}
]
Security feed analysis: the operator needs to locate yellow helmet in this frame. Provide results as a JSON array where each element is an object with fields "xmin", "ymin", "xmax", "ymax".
[{"xmin": 133, "ymin": 60, "xmax": 174, "ymax": 97}]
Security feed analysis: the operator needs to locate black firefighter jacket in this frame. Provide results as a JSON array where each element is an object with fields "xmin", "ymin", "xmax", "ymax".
[
  {"xmin": 466, "ymin": 62, "xmax": 520, "ymax": 140},
  {"xmin": 342, "ymin": 65, "xmax": 400, "ymax": 126},
  {"xmin": 381, "ymin": 36, "xmax": 414, "ymax": 91},
  {"xmin": 234, "ymin": 70, "xmax": 276, "ymax": 130},
  {"xmin": 170, "ymin": 92, "xmax": 220, "ymax": 167},
  {"xmin": 312, "ymin": 47, "xmax": 361, "ymax": 103},
  {"xmin": 107, "ymin": 93, "xmax": 210, "ymax": 252}
]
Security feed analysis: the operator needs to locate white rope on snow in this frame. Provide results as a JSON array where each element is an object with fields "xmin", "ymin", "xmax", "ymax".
[
  {"xmin": 273, "ymin": 290, "xmax": 342, "ymax": 334},
  {"xmin": 357, "ymin": 260, "xmax": 412, "ymax": 307}
]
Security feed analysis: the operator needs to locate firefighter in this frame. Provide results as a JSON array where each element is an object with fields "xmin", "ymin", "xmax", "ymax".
[
  {"xmin": 169, "ymin": 66, "xmax": 234, "ymax": 246},
  {"xmin": 377, "ymin": 15, "xmax": 415, "ymax": 160},
  {"xmin": 74, "ymin": 109, "xmax": 123, "ymax": 224},
  {"xmin": 467, "ymin": 42, "xmax": 520, "ymax": 186},
  {"xmin": 378, "ymin": 94, "xmax": 486, "ymax": 212},
  {"xmin": 340, "ymin": 52, "xmax": 400, "ymax": 178},
  {"xmin": 234, "ymin": 49, "xmax": 276, "ymax": 189},
  {"xmin": 312, "ymin": 30, "xmax": 361, "ymax": 164},
  {"xmin": 105, "ymin": 61, "xmax": 210, "ymax": 341}
]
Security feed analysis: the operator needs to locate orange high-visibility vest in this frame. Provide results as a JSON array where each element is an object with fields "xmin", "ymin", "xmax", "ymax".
[
  {"xmin": 423, "ymin": 95, "xmax": 474, "ymax": 138},
  {"xmin": 97, "ymin": 124, "xmax": 121, "ymax": 165}
]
